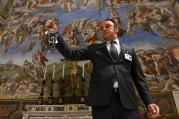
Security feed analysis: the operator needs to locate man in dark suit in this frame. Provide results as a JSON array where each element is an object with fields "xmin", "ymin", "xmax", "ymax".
[{"xmin": 45, "ymin": 19, "xmax": 160, "ymax": 119}]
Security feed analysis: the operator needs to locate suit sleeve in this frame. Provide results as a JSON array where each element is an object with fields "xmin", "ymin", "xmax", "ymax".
[
  {"xmin": 55, "ymin": 33, "xmax": 91, "ymax": 61},
  {"xmin": 130, "ymin": 48, "xmax": 154, "ymax": 107}
]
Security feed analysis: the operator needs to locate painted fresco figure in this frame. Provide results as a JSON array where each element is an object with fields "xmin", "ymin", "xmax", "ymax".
[
  {"xmin": 26, "ymin": 0, "xmax": 38, "ymax": 11},
  {"xmin": 59, "ymin": 0, "xmax": 77, "ymax": 12},
  {"xmin": 126, "ymin": 8, "xmax": 137, "ymax": 35},
  {"xmin": 0, "ymin": 30, "xmax": 15, "ymax": 56},
  {"xmin": 45, "ymin": 18, "xmax": 160, "ymax": 119},
  {"xmin": 32, "ymin": 49, "xmax": 48, "ymax": 80},
  {"xmin": 1, "ymin": 32, "xmax": 11, "ymax": 56},
  {"xmin": 162, "ymin": 69, "xmax": 179, "ymax": 91},
  {"xmin": 137, "ymin": 51, "xmax": 154, "ymax": 77},
  {"xmin": 152, "ymin": 54, "xmax": 162, "ymax": 76},
  {"xmin": 172, "ymin": 0, "xmax": 179, "ymax": 19},
  {"xmin": 70, "ymin": 61, "xmax": 80, "ymax": 94},
  {"xmin": 23, "ymin": 60, "xmax": 36, "ymax": 78},
  {"xmin": 0, "ymin": 83, "xmax": 6, "ymax": 95}
]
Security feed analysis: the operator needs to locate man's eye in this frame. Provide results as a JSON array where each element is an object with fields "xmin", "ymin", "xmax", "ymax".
[
  {"xmin": 101, "ymin": 26, "xmax": 110, "ymax": 30},
  {"xmin": 106, "ymin": 25, "xmax": 113, "ymax": 28}
]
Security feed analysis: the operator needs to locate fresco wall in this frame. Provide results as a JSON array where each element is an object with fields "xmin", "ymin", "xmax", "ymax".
[{"xmin": 0, "ymin": 0, "xmax": 179, "ymax": 118}]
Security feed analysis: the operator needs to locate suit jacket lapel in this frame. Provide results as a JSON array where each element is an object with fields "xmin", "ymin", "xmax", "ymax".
[
  {"xmin": 117, "ymin": 42, "xmax": 125, "ymax": 63},
  {"xmin": 100, "ymin": 42, "xmax": 113, "ymax": 63}
]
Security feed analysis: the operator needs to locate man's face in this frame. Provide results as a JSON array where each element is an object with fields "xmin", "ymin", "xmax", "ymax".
[{"xmin": 100, "ymin": 20, "xmax": 118, "ymax": 41}]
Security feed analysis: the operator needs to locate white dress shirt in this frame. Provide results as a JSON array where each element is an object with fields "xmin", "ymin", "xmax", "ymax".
[{"xmin": 106, "ymin": 39, "xmax": 120, "ymax": 55}]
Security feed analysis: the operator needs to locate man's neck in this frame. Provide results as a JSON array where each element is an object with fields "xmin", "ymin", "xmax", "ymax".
[{"xmin": 106, "ymin": 38, "xmax": 119, "ymax": 41}]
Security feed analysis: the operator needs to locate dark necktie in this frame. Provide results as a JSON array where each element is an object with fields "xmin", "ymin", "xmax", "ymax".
[{"xmin": 110, "ymin": 41, "xmax": 118, "ymax": 62}]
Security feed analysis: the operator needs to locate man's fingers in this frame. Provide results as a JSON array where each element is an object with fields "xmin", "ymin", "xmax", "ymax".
[
  {"xmin": 151, "ymin": 104, "xmax": 159, "ymax": 114},
  {"xmin": 148, "ymin": 104, "xmax": 156, "ymax": 114},
  {"xmin": 154, "ymin": 105, "xmax": 160, "ymax": 114},
  {"xmin": 148, "ymin": 104, "xmax": 160, "ymax": 118},
  {"xmin": 148, "ymin": 104, "xmax": 160, "ymax": 114},
  {"xmin": 151, "ymin": 106, "xmax": 156, "ymax": 114}
]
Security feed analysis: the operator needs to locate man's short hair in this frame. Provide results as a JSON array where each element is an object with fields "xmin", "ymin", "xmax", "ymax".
[{"xmin": 105, "ymin": 18, "xmax": 118, "ymax": 27}]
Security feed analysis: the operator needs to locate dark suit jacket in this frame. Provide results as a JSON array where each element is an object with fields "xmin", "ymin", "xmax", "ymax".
[{"xmin": 55, "ymin": 34, "xmax": 153, "ymax": 110}]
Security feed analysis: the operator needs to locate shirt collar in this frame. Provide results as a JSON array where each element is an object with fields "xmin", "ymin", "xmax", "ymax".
[{"xmin": 106, "ymin": 39, "xmax": 119, "ymax": 45}]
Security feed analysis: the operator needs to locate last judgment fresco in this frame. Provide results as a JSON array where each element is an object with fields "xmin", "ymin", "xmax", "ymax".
[{"xmin": 0, "ymin": 0, "xmax": 179, "ymax": 101}]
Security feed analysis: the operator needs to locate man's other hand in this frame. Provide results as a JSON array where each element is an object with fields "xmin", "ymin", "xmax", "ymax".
[{"xmin": 147, "ymin": 103, "xmax": 160, "ymax": 118}]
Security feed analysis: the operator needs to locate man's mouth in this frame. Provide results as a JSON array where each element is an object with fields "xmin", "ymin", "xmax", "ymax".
[{"xmin": 103, "ymin": 31, "xmax": 109, "ymax": 34}]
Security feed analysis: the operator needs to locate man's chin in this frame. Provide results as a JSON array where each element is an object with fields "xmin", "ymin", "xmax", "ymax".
[
  {"xmin": 103, "ymin": 35, "xmax": 110, "ymax": 40},
  {"xmin": 104, "ymin": 38, "xmax": 112, "ymax": 41}
]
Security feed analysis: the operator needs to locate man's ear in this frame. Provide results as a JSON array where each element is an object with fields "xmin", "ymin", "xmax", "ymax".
[{"xmin": 115, "ymin": 27, "xmax": 119, "ymax": 32}]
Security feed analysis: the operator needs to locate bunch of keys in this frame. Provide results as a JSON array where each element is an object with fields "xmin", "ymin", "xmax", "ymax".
[{"xmin": 42, "ymin": 30, "xmax": 59, "ymax": 53}]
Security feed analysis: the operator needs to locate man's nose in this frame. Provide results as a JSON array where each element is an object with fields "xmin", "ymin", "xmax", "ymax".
[{"xmin": 102, "ymin": 27, "xmax": 108, "ymax": 31}]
